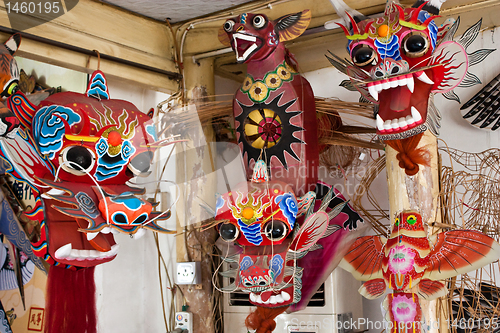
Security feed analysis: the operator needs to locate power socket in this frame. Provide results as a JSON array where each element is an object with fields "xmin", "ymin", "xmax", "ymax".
[
  {"xmin": 175, "ymin": 312, "xmax": 193, "ymax": 332},
  {"xmin": 176, "ymin": 262, "xmax": 201, "ymax": 285}
]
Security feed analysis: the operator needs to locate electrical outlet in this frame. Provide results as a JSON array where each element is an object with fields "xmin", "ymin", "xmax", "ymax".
[
  {"xmin": 176, "ymin": 262, "xmax": 201, "ymax": 285},
  {"xmin": 175, "ymin": 312, "xmax": 193, "ymax": 332}
]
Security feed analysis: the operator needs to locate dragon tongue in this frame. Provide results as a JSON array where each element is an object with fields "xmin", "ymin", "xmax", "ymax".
[
  {"xmin": 260, "ymin": 290, "xmax": 273, "ymax": 302},
  {"xmin": 389, "ymin": 86, "xmax": 412, "ymax": 111}
]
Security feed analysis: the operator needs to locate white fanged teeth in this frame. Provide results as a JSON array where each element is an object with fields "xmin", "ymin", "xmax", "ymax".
[
  {"xmin": 55, "ymin": 243, "xmax": 72, "ymax": 258},
  {"xmin": 406, "ymin": 115, "xmax": 415, "ymax": 125},
  {"xmin": 377, "ymin": 113, "xmax": 421, "ymax": 133},
  {"xmin": 79, "ymin": 250, "xmax": 90, "ymax": 258},
  {"xmin": 381, "ymin": 79, "xmax": 390, "ymax": 90},
  {"xmin": 398, "ymin": 117, "xmax": 408, "ymax": 128},
  {"xmin": 383, "ymin": 120, "xmax": 392, "ymax": 130},
  {"xmin": 233, "ymin": 33, "xmax": 257, "ymax": 62},
  {"xmin": 414, "ymin": 71, "xmax": 434, "ymax": 85},
  {"xmin": 109, "ymin": 244, "xmax": 119, "ymax": 256},
  {"xmin": 368, "ymin": 84, "xmax": 379, "ymax": 101},
  {"xmin": 368, "ymin": 74, "xmax": 415, "ymax": 98},
  {"xmin": 101, "ymin": 227, "xmax": 112, "ymax": 234},
  {"xmin": 47, "ymin": 188, "xmax": 65, "ymax": 196},
  {"xmin": 391, "ymin": 119, "xmax": 399, "ymax": 129},
  {"xmin": 54, "ymin": 243, "xmax": 119, "ymax": 260},
  {"xmin": 41, "ymin": 188, "xmax": 66, "ymax": 199},
  {"xmin": 406, "ymin": 75, "xmax": 414, "ymax": 93},
  {"xmin": 250, "ymin": 291, "xmax": 290, "ymax": 305},
  {"xmin": 88, "ymin": 251, "xmax": 100, "ymax": 258},
  {"xmin": 70, "ymin": 249, "xmax": 81, "ymax": 259},
  {"xmin": 411, "ymin": 106, "xmax": 422, "ymax": 122},
  {"xmin": 133, "ymin": 228, "xmax": 146, "ymax": 240},
  {"xmin": 86, "ymin": 232, "xmax": 99, "ymax": 241},
  {"xmin": 233, "ymin": 33, "xmax": 256, "ymax": 42},
  {"xmin": 376, "ymin": 114, "xmax": 384, "ymax": 131}
]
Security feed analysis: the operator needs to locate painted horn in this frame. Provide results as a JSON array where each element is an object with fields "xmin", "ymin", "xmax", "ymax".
[
  {"xmin": 412, "ymin": 0, "xmax": 447, "ymax": 14},
  {"xmin": 327, "ymin": 0, "xmax": 367, "ymax": 29}
]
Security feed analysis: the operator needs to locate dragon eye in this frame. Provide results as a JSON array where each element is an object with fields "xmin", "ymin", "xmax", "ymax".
[
  {"xmin": 406, "ymin": 214, "xmax": 417, "ymax": 225},
  {"xmin": 253, "ymin": 15, "xmax": 266, "ymax": 29},
  {"xmin": 128, "ymin": 151, "xmax": 154, "ymax": 176},
  {"xmin": 351, "ymin": 44, "xmax": 377, "ymax": 67},
  {"xmin": 59, "ymin": 145, "xmax": 95, "ymax": 176},
  {"xmin": 403, "ymin": 32, "xmax": 430, "ymax": 58},
  {"xmin": 6, "ymin": 81, "xmax": 18, "ymax": 96},
  {"xmin": 219, "ymin": 222, "xmax": 239, "ymax": 242},
  {"xmin": 395, "ymin": 217, "xmax": 400, "ymax": 226},
  {"xmin": 1, "ymin": 81, "xmax": 18, "ymax": 97},
  {"xmin": 224, "ymin": 20, "xmax": 235, "ymax": 32},
  {"xmin": 264, "ymin": 220, "xmax": 288, "ymax": 241}
]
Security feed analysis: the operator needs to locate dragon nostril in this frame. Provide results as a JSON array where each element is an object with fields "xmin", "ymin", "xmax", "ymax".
[
  {"xmin": 236, "ymin": 26, "xmax": 244, "ymax": 32},
  {"xmin": 391, "ymin": 67, "xmax": 400, "ymax": 74}
]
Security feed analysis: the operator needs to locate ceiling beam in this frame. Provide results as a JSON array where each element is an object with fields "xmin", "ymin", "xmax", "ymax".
[
  {"xmin": 0, "ymin": 0, "xmax": 180, "ymax": 93},
  {"xmin": 176, "ymin": 0, "xmax": 500, "ymax": 82}
]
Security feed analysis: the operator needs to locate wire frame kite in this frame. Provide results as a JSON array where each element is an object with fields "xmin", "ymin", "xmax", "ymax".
[
  {"xmin": 438, "ymin": 147, "xmax": 500, "ymax": 333},
  {"xmin": 350, "ymin": 146, "xmax": 500, "ymax": 333}
]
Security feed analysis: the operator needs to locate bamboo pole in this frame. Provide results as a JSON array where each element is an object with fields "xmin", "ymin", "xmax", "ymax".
[{"xmin": 385, "ymin": 129, "xmax": 448, "ymax": 333}]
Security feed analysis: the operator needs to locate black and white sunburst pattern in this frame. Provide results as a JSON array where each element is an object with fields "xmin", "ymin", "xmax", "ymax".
[
  {"xmin": 460, "ymin": 72, "xmax": 500, "ymax": 130},
  {"xmin": 235, "ymin": 92, "xmax": 304, "ymax": 169},
  {"xmin": 442, "ymin": 18, "xmax": 495, "ymax": 104}
]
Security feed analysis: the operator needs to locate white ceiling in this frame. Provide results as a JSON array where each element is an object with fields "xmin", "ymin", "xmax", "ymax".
[{"xmin": 100, "ymin": 0, "xmax": 255, "ymax": 23}]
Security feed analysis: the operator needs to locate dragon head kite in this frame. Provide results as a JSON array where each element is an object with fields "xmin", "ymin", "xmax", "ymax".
[
  {"xmin": 5, "ymin": 69, "xmax": 175, "ymax": 269},
  {"xmin": 327, "ymin": 0, "xmax": 489, "ymax": 174},
  {"xmin": 0, "ymin": 33, "xmax": 178, "ymax": 333}
]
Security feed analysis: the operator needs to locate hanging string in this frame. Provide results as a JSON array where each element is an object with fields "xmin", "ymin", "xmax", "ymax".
[{"xmin": 93, "ymin": 50, "xmax": 101, "ymax": 70}]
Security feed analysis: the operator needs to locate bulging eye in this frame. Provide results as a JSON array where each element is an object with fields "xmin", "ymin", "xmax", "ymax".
[
  {"xmin": 395, "ymin": 217, "xmax": 400, "ymax": 226},
  {"xmin": 59, "ymin": 145, "xmax": 95, "ymax": 176},
  {"xmin": 224, "ymin": 20, "xmax": 235, "ymax": 32},
  {"xmin": 264, "ymin": 220, "xmax": 288, "ymax": 241},
  {"xmin": 6, "ymin": 81, "xmax": 18, "ymax": 96},
  {"xmin": 253, "ymin": 15, "xmax": 266, "ymax": 29},
  {"xmin": 406, "ymin": 214, "xmax": 417, "ymax": 225},
  {"xmin": 219, "ymin": 222, "xmax": 239, "ymax": 242},
  {"xmin": 1, "ymin": 81, "xmax": 18, "ymax": 97},
  {"xmin": 403, "ymin": 32, "xmax": 430, "ymax": 58},
  {"xmin": 128, "ymin": 151, "xmax": 154, "ymax": 176},
  {"xmin": 351, "ymin": 44, "xmax": 377, "ymax": 67}
]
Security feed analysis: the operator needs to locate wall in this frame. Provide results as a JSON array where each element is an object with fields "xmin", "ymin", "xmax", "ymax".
[{"xmin": 95, "ymin": 76, "xmax": 177, "ymax": 333}]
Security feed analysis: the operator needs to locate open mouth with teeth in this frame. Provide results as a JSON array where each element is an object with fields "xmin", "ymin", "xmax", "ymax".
[
  {"xmin": 32, "ymin": 182, "xmax": 120, "ymax": 267},
  {"xmin": 370, "ymin": 70, "xmax": 434, "ymax": 140},
  {"xmin": 222, "ymin": 243, "xmax": 303, "ymax": 308},
  {"xmin": 249, "ymin": 287, "xmax": 294, "ymax": 306},
  {"xmin": 232, "ymin": 33, "xmax": 263, "ymax": 63},
  {"xmin": 31, "ymin": 177, "xmax": 172, "ymax": 268}
]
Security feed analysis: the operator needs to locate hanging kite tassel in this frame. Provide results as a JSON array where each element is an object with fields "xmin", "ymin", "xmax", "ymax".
[
  {"xmin": 245, "ymin": 306, "xmax": 289, "ymax": 333},
  {"xmin": 45, "ymin": 266, "xmax": 97, "ymax": 333},
  {"xmin": 252, "ymin": 158, "xmax": 269, "ymax": 183},
  {"xmin": 385, "ymin": 134, "xmax": 430, "ymax": 176}
]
